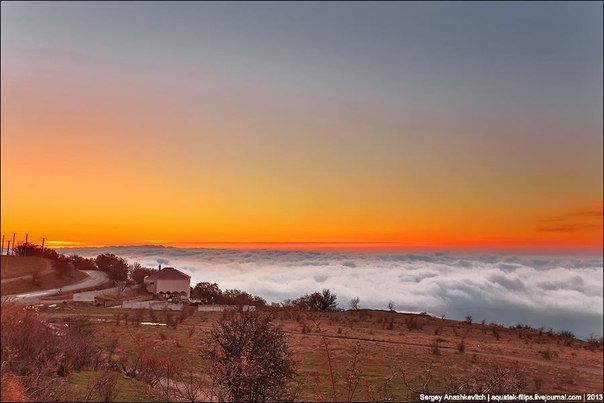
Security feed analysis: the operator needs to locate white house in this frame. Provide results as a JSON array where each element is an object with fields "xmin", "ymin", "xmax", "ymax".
[{"xmin": 143, "ymin": 267, "xmax": 191, "ymax": 300}]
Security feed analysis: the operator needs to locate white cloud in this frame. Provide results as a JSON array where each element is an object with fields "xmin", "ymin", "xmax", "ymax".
[{"xmin": 59, "ymin": 246, "xmax": 603, "ymax": 338}]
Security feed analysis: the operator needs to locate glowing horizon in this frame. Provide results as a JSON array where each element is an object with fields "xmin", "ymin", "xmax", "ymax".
[{"xmin": 1, "ymin": 2, "xmax": 602, "ymax": 252}]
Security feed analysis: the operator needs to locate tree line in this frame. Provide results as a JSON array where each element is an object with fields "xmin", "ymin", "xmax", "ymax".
[
  {"xmin": 16, "ymin": 242, "xmax": 344, "ymax": 310},
  {"xmin": 13, "ymin": 242, "xmax": 157, "ymax": 285}
]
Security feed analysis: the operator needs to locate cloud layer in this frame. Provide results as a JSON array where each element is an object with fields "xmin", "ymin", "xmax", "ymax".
[{"xmin": 59, "ymin": 246, "xmax": 603, "ymax": 338}]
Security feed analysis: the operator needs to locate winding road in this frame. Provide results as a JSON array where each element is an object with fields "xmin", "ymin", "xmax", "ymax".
[{"xmin": 2, "ymin": 270, "xmax": 109, "ymax": 300}]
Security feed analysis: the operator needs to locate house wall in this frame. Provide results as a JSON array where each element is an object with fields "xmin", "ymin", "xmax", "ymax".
[
  {"xmin": 155, "ymin": 278, "xmax": 190, "ymax": 298},
  {"xmin": 144, "ymin": 279, "xmax": 157, "ymax": 294}
]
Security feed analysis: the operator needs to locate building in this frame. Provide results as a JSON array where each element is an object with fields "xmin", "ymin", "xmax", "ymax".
[{"xmin": 143, "ymin": 267, "xmax": 191, "ymax": 300}]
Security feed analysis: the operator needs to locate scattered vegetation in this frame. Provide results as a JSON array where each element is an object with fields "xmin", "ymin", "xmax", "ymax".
[
  {"xmin": 191, "ymin": 281, "xmax": 267, "ymax": 307},
  {"xmin": 282, "ymin": 288, "xmax": 338, "ymax": 311}
]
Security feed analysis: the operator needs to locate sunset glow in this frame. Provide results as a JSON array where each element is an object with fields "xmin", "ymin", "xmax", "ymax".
[{"xmin": 1, "ymin": 2, "xmax": 602, "ymax": 251}]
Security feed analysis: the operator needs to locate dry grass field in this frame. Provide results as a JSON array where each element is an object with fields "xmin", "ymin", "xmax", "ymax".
[
  {"xmin": 1, "ymin": 256, "xmax": 88, "ymax": 295},
  {"xmin": 33, "ymin": 304, "xmax": 603, "ymax": 401},
  {"xmin": 0, "ymin": 256, "xmax": 51, "ymax": 279}
]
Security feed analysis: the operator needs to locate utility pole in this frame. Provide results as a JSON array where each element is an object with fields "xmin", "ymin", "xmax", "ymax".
[
  {"xmin": 1, "ymin": 235, "xmax": 4, "ymax": 255},
  {"xmin": 4, "ymin": 240, "xmax": 10, "ymax": 273},
  {"xmin": 24, "ymin": 233, "xmax": 28, "ymax": 256},
  {"xmin": 11, "ymin": 233, "xmax": 16, "ymax": 255},
  {"xmin": 41, "ymin": 238, "xmax": 45, "ymax": 257},
  {"xmin": 25, "ymin": 233, "xmax": 28, "ymax": 244}
]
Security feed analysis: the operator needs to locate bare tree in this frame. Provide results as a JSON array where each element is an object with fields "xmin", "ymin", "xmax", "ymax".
[
  {"xmin": 204, "ymin": 309, "xmax": 300, "ymax": 402},
  {"xmin": 349, "ymin": 297, "xmax": 360, "ymax": 310}
]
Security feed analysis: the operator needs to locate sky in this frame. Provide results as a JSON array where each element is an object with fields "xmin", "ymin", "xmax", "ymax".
[{"xmin": 1, "ymin": 2, "xmax": 602, "ymax": 251}]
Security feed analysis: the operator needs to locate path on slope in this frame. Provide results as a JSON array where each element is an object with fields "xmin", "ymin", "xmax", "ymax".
[{"xmin": 2, "ymin": 270, "xmax": 109, "ymax": 300}]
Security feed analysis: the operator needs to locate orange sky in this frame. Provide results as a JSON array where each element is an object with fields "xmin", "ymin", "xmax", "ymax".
[{"xmin": 1, "ymin": 2, "xmax": 602, "ymax": 251}]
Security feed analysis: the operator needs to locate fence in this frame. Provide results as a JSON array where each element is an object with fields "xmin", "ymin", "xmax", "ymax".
[
  {"xmin": 197, "ymin": 305, "xmax": 256, "ymax": 312},
  {"xmin": 120, "ymin": 300, "xmax": 183, "ymax": 310},
  {"xmin": 73, "ymin": 287, "xmax": 120, "ymax": 302}
]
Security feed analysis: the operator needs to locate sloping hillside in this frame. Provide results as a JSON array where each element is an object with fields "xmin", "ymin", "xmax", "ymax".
[
  {"xmin": 1, "ymin": 256, "xmax": 87, "ymax": 295},
  {"xmin": 1, "ymin": 256, "xmax": 52, "ymax": 279}
]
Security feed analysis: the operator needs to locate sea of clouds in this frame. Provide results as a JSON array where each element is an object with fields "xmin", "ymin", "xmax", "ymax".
[{"xmin": 58, "ymin": 246, "xmax": 603, "ymax": 338}]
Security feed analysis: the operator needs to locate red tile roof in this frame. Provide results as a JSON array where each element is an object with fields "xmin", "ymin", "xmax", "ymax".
[{"xmin": 145, "ymin": 267, "xmax": 190, "ymax": 281}]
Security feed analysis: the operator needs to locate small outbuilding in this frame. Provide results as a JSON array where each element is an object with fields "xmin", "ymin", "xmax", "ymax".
[{"xmin": 143, "ymin": 267, "xmax": 191, "ymax": 300}]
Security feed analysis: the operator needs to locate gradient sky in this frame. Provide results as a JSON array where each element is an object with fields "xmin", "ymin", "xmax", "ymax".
[{"xmin": 1, "ymin": 2, "xmax": 602, "ymax": 250}]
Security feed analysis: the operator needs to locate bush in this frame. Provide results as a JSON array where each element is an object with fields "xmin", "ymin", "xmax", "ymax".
[
  {"xmin": 204, "ymin": 310, "xmax": 300, "ymax": 402},
  {"xmin": 191, "ymin": 282, "xmax": 223, "ymax": 303},
  {"xmin": 457, "ymin": 340, "xmax": 466, "ymax": 354},
  {"xmin": 222, "ymin": 289, "xmax": 267, "ymax": 307},
  {"xmin": 95, "ymin": 254, "xmax": 129, "ymax": 283},
  {"xmin": 405, "ymin": 317, "xmax": 423, "ymax": 331},
  {"xmin": 69, "ymin": 255, "xmax": 98, "ymax": 271},
  {"xmin": 1, "ymin": 303, "xmax": 99, "ymax": 401},
  {"xmin": 130, "ymin": 263, "xmax": 156, "ymax": 284},
  {"xmin": 52, "ymin": 255, "xmax": 73, "ymax": 277}
]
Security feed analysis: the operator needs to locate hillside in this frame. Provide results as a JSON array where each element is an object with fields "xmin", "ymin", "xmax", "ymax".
[
  {"xmin": 1, "ymin": 256, "xmax": 88, "ymax": 295},
  {"xmin": 30, "ymin": 305, "xmax": 604, "ymax": 401},
  {"xmin": 0, "ymin": 256, "xmax": 52, "ymax": 279}
]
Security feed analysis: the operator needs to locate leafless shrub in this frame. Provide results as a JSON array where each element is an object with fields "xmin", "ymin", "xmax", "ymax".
[
  {"xmin": 148, "ymin": 309, "xmax": 158, "ymax": 323},
  {"xmin": 310, "ymin": 322, "xmax": 367, "ymax": 402},
  {"xmin": 131, "ymin": 309, "xmax": 144, "ymax": 326},
  {"xmin": 1, "ymin": 303, "xmax": 98, "ymax": 402},
  {"xmin": 165, "ymin": 310, "xmax": 178, "ymax": 328},
  {"xmin": 464, "ymin": 315, "xmax": 473, "ymax": 325},
  {"xmin": 388, "ymin": 301, "xmax": 396, "ymax": 312},
  {"xmin": 386, "ymin": 319, "xmax": 395, "ymax": 331},
  {"xmin": 430, "ymin": 339, "xmax": 441, "ymax": 355},
  {"xmin": 179, "ymin": 304, "xmax": 196, "ymax": 322},
  {"xmin": 405, "ymin": 316, "xmax": 422, "ymax": 331},
  {"xmin": 586, "ymin": 335, "xmax": 604, "ymax": 351},
  {"xmin": 397, "ymin": 360, "xmax": 528, "ymax": 399},
  {"xmin": 172, "ymin": 369, "xmax": 211, "ymax": 403},
  {"xmin": 83, "ymin": 371, "xmax": 120, "ymax": 402},
  {"xmin": 349, "ymin": 297, "xmax": 360, "ymax": 310},
  {"xmin": 30, "ymin": 268, "xmax": 43, "ymax": 285},
  {"xmin": 204, "ymin": 310, "xmax": 300, "ymax": 402},
  {"xmin": 457, "ymin": 339, "xmax": 466, "ymax": 354},
  {"xmin": 557, "ymin": 329, "xmax": 575, "ymax": 339}
]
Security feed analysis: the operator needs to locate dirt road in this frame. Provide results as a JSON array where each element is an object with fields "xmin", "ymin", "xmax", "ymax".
[{"xmin": 2, "ymin": 270, "xmax": 109, "ymax": 300}]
